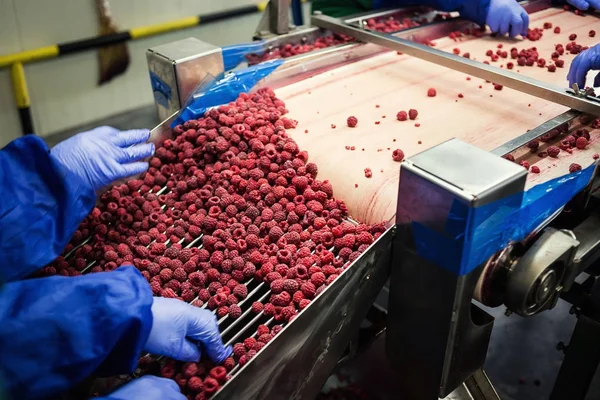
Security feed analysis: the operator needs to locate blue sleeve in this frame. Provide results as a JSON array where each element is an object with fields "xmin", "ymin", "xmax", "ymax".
[
  {"xmin": 0, "ymin": 266, "xmax": 153, "ymax": 400},
  {"xmin": 0, "ymin": 135, "xmax": 96, "ymax": 283},
  {"xmin": 374, "ymin": 0, "xmax": 491, "ymax": 26}
]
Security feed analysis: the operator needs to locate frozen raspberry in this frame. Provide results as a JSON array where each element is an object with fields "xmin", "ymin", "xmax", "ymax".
[
  {"xmin": 229, "ymin": 304, "xmax": 242, "ymax": 319},
  {"xmin": 160, "ymin": 364, "xmax": 176, "ymax": 378},
  {"xmin": 299, "ymin": 299, "xmax": 311, "ymax": 309},
  {"xmin": 347, "ymin": 116, "xmax": 358, "ymax": 127},
  {"xmin": 531, "ymin": 166, "xmax": 540, "ymax": 173},
  {"xmin": 554, "ymin": 26, "xmax": 561, "ymax": 33},
  {"xmin": 494, "ymin": 84, "xmax": 503, "ymax": 90},
  {"xmin": 223, "ymin": 357, "xmax": 235, "ymax": 371},
  {"xmin": 272, "ymin": 291, "xmax": 291, "ymax": 306},
  {"xmin": 283, "ymin": 279, "xmax": 299, "ymax": 292},
  {"xmin": 281, "ymin": 306, "xmax": 297, "ymax": 321},
  {"xmin": 233, "ymin": 343, "xmax": 246, "ymax": 358},
  {"xmin": 251, "ymin": 301, "xmax": 264, "ymax": 313},
  {"xmin": 301, "ymin": 281, "xmax": 317, "ymax": 298},
  {"xmin": 576, "ymin": 137, "xmax": 589, "ymax": 149},
  {"xmin": 594, "ymin": 154, "xmax": 600, "ymax": 160},
  {"xmin": 105, "ymin": 251, "xmax": 118, "ymax": 262},
  {"xmin": 233, "ymin": 284, "xmax": 248, "ymax": 299},
  {"xmin": 427, "ymin": 88, "xmax": 437, "ymax": 97},
  {"xmin": 210, "ymin": 366, "xmax": 228, "ymax": 382},
  {"xmin": 396, "ymin": 111, "xmax": 408, "ymax": 121},
  {"xmin": 569, "ymin": 163, "xmax": 582, "ymax": 173},
  {"xmin": 244, "ymin": 337, "xmax": 258, "ymax": 351},
  {"xmin": 217, "ymin": 306, "xmax": 229, "ymax": 318},
  {"xmin": 203, "ymin": 377, "xmax": 220, "ymax": 394},
  {"xmin": 182, "ymin": 362, "xmax": 199, "ymax": 378},
  {"xmin": 392, "ymin": 149, "xmax": 405, "ymax": 162},
  {"xmin": 270, "ymin": 279, "xmax": 285, "ymax": 293},
  {"xmin": 569, "ymin": 33, "xmax": 577, "ymax": 40},
  {"xmin": 408, "ymin": 109, "xmax": 418, "ymax": 120},
  {"xmin": 547, "ymin": 146, "xmax": 560, "ymax": 158},
  {"xmin": 258, "ymin": 333, "xmax": 273, "ymax": 343},
  {"xmin": 556, "ymin": 59, "xmax": 565, "ymax": 68},
  {"xmin": 364, "ymin": 168, "xmax": 372, "ymax": 178},
  {"xmin": 253, "ymin": 325, "xmax": 268, "ymax": 337},
  {"xmin": 311, "ymin": 272, "xmax": 326, "ymax": 287},
  {"xmin": 520, "ymin": 161, "xmax": 530, "ymax": 170},
  {"xmin": 591, "ymin": 30, "xmax": 597, "ymax": 38}
]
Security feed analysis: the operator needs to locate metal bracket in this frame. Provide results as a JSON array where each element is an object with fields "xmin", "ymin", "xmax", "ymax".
[{"xmin": 254, "ymin": 0, "xmax": 294, "ymax": 39}]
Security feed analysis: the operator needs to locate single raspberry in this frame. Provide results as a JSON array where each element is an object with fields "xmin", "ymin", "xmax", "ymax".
[
  {"xmin": 251, "ymin": 301, "xmax": 264, "ymax": 313},
  {"xmin": 569, "ymin": 163, "xmax": 582, "ymax": 173},
  {"xmin": 531, "ymin": 166, "xmax": 541, "ymax": 173},
  {"xmin": 244, "ymin": 337, "xmax": 257, "ymax": 351},
  {"xmin": 105, "ymin": 251, "xmax": 118, "ymax": 262},
  {"xmin": 233, "ymin": 284, "xmax": 248, "ymax": 299},
  {"xmin": 392, "ymin": 149, "xmax": 405, "ymax": 162},
  {"xmin": 427, "ymin": 88, "xmax": 437, "ymax": 97},
  {"xmin": 591, "ymin": 30, "xmax": 597, "ymax": 38},
  {"xmin": 210, "ymin": 366, "xmax": 228, "ymax": 382},
  {"xmin": 283, "ymin": 279, "xmax": 299, "ymax": 292},
  {"xmin": 494, "ymin": 84, "xmax": 503, "ymax": 90},
  {"xmin": 238, "ymin": 355, "xmax": 248, "ymax": 366},
  {"xmin": 281, "ymin": 306, "xmax": 297, "ymax": 321},
  {"xmin": 408, "ymin": 109, "xmax": 418, "ymax": 120},
  {"xmin": 396, "ymin": 111, "xmax": 408, "ymax": 121},
  {"xmin": 301, "ymin": 281, "xmax": 316, "ymax": 298},
  {"xmin": 257, "ymin": 324, "xmax": 270, "ymax": 336},
  {"xmin": 217, "ymin": 306, "xmax": 229, "ymax": 318},
  {"xmin": 160, "ymin": 364, "xmax": 176, "ymax": 378},
  {"xmin": 576, "ymin": 137, "xmax": 589, "ymax": 149},
  {"xmin": 223, "ymin": 357, "xmax": 235, "ymax": 371},
  {"xmin": 229, "ymin": 304, "xmax": 242, "ymax": 319},
  {"xmin": 520, "ymin": 161, "xmax": 530, "ymax": 170},
  {"xmin": 299, "ymin": 299, "xmax": 311, "ymax": 309},
  {"xmin": 258, "ymin": 333, "xmax": 273, "ymax": 343},
  {"xmin": 233, "ymin": 343, "xmax": 246, "ymax": 358},
  {"xmin": 569, "ymin": 33, "xmax": 577, "ymax": 40},
  {"xmin": 554, "ymin": 26, "xmax": 561, "ymax": 33},
  {"xmin": 347, "ymin": 116, "xmax": 358, "ymax": 127},
  {"xmin": 182, "ymin": 362, "xmax": 199, "ymax": 378},
  {"xmin": 311, "ymin": 272, "xmax": 326, "ymax": 287},
  {"xmin": 173, "ymin": 267, "xmax": 187, "ymax": 282},
  {"xmin": 547, "ymin": 146, "xmax": 560, "ymax": 158},
  {"xmin": 203, "ymin": 377, "xmax": 220, "ymax": 394},
  {"xmin": 356, "ymin": 231, "xmax": 374, "ymax": 245},
  {"xmin": 270, "ymin": 279, "xmax": 285, "ymax": 293},
  {"xmin": 272, "ymin": 291, "xmax": 291, "ymax": 306}
]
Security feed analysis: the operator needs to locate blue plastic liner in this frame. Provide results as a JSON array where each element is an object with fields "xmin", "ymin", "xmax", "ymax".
[
  {"xmin": 222, "ymin": 41, "xmax": 268, "ymax": 71},
  {"xmin": 412, "ymin": 164, "xmax": 596, "ymax": 276},
  {"xmin": 173, "ymin": 59, "xmax": 284, "ymax": 127}
]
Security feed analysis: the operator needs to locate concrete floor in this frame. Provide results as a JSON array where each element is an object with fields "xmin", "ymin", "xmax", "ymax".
[{"xmin": 47, "ymin": 109, "xmax": 600, "ymax": 400}]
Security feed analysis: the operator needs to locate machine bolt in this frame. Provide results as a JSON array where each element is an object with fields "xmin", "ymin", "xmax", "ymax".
[
  {"xmin": 569, "ymin": 306, "xmax": 581, "ymax": 317},
  {"xmin": 556, "ymin": 341, "xmax": 569, "ymax": 353}
]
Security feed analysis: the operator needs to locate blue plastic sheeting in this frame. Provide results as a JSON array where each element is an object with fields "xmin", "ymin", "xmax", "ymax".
[
  {"xmin": 412, "ymin": 164, "xmax": 596, "ymax": 276},
  {"xmin": 222, "ymin": 41, "xmax": 267, "ymax": 72},
  {"xmin": 173, "ymin": 59, "xmax": 284, "ymax": 127}
]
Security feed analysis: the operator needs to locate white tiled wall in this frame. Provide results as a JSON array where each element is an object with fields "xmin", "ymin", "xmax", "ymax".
[{"xmin": 0, "ymin": 0, "xmax": 267, "ymax": 146}]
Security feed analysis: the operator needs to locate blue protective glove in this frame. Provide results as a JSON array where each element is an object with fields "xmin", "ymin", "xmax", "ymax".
[
  {"xmin": 566, "ymin": 0, "xmax": 600, "ymax": 10},
  {"xmin": 568, "ymin": 44, "xmax": 600, "ymax": 89},
  {"xmin": 144, "ymin": 297, "xmax": 232, "ymax": 363},
  {"xmin": 101, "ymin": 376, "xmax": 185, "ymax": 400},
  {"xmin": 51, "ymin": 126, "xmax": 154, "ymax": 191},
  {"xmin": 486, "ymin": 0, "xmax": 529, "ymax": 37}
]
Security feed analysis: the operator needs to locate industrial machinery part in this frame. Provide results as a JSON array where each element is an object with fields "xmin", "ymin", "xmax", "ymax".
[
  {"xmin": 146, "ymin": 37, "xmax": 224, "ymax": 121},
  {"xmin": 137, "ymin": 3, "xmax": 600, "ymax": 399},
  {"xmin": 388, "ymin": 138, "xmax": 527, "ymax": 399},
  {"xmin": 311, "ymin": 13, "xmax": 600, "ymax": 116},
  {"xmin": 254, "ymin": 0, "xmax": 294, "ymax": 39}
]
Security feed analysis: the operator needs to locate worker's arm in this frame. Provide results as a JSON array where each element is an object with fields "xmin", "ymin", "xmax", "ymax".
[
  {"xmin": 0, "ymin": 135, "xmax": 96, "ymax": 282},
  {"xmin": 0, "ymin": 266, "xmax": 153, "ymax": 400},
  {"xmin": 0, "ymin": 266, "xmax": 231, "ymax": 400},
  {"xmin": 374, "ymin": 0, "xmax": 528, "ymax": 38},
  {"xmin": 0, "ymin": 127, "xmax": 154, "ymax": 283}
]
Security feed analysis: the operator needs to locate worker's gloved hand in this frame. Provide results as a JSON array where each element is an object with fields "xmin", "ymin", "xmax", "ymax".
[
  {"xmin": 51, "ymin": 126, "xmax": 154, "ymax": 191},
  {"xmin": 144, "ymin": 297, "xmax": 232, "ymax": 363},
  {"xmin": 568, "ymin": 44, "xmax": 600, "ymax": 89},
  {"xmin": 486, "ymin": 0, "xmax": 529, "ymax": 38},
  {"xmin": 565, "ymin": 0, "xmax": 600, "ymax": 11},
  {"xmin": 103, "ymin": 376, "xmax": 185, "ymax": 400}
]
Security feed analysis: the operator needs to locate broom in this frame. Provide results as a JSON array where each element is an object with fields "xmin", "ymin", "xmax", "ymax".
[{"xmin": 96, "ymin": 0, "xmax": 130, "ymax": 85}]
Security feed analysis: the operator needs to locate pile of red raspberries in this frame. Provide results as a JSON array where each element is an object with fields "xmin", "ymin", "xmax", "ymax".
[{"xmin": 41, "ymin": 88, "xmax": 386, "ymax": 398}]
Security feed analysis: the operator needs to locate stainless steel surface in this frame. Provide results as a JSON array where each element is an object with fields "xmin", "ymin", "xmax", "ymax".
[
  {"xmin": 505, "ymin": 228, "xmax": 579, "ymax": 316},
  {"xmin": 311, "ymin": 14, "xmax": 600, "ymax": 116},
  {"xmin": 573, "ymin": 213, "xmax": 600, "ymax": 276},
  {"xmin": 148, "ymin": 111, "xmax": 177, "ymax": 148},
  {"xmin": 146, "ymin": 38, "xmax": 224, "ymax": 121},
  {"xmin": 214, "ymin": 226, "xmax": 393, "ymax": 400},
  {"xmin": 463, "ymin": 369, "xmax": 502, "ymax": 400},
  {"xmin": 255, "ymin": 0, "xmax": 292, "ymax": 38},
  {"xmin": 401, "ymin": 138, "xmax": 527, "ymax": 208},
  {"xmin": 389, "ymin": 139, "xmax": 527, "ymax": 399},
  {"xmin": 491, "ymin": 110, "xmax": 581, "ymax": 157}
]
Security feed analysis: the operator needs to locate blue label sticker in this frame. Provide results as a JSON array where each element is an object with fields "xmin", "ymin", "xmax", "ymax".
[{"xmin": 150, "ymin": 71, "xmax": 172, "ymax": 109}]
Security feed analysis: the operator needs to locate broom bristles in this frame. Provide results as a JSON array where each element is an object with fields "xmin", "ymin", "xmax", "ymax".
[{"xmin": 96, "ymin": 0, "xmax": 130, "ymax": 85}]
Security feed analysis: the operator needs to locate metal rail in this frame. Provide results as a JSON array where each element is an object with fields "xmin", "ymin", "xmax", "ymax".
[{"xmin": 311, "ymin": 14, "xmax": 600, "ymax": 117}]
